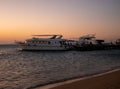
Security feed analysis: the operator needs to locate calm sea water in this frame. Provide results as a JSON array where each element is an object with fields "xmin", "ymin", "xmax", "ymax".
[{"xmin": 0, "ymin": 45, "xmax": 120, "ymax": 89}]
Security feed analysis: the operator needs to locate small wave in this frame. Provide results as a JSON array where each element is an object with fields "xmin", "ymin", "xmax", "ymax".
[{"xmin": 0, "ymin": 46, "xmax": 120, "ymax": 89}]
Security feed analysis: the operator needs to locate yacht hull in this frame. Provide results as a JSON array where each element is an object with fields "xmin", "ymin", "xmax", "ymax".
[{"xmin": 19, "ymin": 45, "xmax": 70, "ymax": 51}]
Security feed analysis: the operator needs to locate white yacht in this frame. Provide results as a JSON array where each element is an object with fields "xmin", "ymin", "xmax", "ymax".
[
  {"xmin": 78, "ymin": 34, "xmax": 96, "ymax": 45},
  {"xmin": 16, "ymin": 35, "xmax": 71, "ymax": 51}
]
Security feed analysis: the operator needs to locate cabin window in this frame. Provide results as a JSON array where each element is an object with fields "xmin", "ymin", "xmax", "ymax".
[
  {"xmin": 48, "ymin": 42, "xmax": 51, "ymax": 44},
  {"xmin": 39, "ymin": 41, "xmax": 41, "ymax": 44}
]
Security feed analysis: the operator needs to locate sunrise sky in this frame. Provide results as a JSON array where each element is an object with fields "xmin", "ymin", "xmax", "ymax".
[{"xmin": 0, "ymin": 0, "xmax": 120, "ymax": 44}]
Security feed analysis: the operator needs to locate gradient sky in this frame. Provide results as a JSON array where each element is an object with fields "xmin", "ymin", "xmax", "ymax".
[{"xmin": 0, "ymin": 0, "xmax": 120, "ymax": 43}]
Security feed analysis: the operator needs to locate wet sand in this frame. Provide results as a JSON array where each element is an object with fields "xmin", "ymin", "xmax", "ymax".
[
  {"xmin": 50, "ymin": 69, "xmax": 120, "ymax": 89},
  {"xmin": 35, "ymin": 69, "xmax": 120, "ymax": 89}
]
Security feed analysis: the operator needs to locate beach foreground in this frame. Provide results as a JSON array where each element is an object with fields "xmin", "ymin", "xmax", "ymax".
[{"xmin": 36, "ymin": 69, "xmax": 120, "ymax": 89}]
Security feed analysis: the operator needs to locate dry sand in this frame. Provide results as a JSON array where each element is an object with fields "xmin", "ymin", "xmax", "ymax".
[{"xmin": 35, "ymin": 69, "xmax": 120, "ymax": 89}]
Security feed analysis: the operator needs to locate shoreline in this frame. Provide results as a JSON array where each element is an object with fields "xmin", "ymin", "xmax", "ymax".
[{"xmin": 33, "ymin": 68, "xmax": 120, "ymax": 89}]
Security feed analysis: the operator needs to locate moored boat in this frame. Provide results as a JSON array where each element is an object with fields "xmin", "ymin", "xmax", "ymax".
[{"xmin": 16, "ymin": 35, "xmax": 71, "ymax": 51}]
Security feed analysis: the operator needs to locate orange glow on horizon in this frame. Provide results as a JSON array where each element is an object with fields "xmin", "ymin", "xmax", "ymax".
[{"xmin": 0, "ymin": 0, "xmax": 120, "ymax": 44}]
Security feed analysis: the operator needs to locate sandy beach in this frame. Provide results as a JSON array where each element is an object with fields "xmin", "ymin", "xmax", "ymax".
[{"xmin": 35, "ymin": 69, "xmax": 120, "ymax": 89}]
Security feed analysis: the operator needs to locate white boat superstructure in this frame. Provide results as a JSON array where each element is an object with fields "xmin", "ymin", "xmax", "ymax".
[
  {"xmin": 16, "ymin": 35, "xmax": 71, "ymax": 51},
  {"xmin": 78, "ymin": 34, "xmax": 96, "ymax": 45}
]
